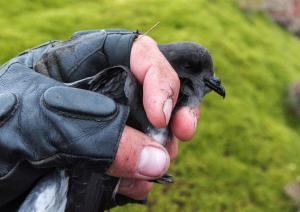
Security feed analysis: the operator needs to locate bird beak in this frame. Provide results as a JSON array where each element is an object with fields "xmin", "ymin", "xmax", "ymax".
[{"xmin": 204, "ymin": 77, "xmax": 226, "ymax": 98}]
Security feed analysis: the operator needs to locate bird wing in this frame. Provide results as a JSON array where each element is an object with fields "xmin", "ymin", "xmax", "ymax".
[{"xmin": 66, "ymin": 65, "xmax": 134, "ymax": 105}]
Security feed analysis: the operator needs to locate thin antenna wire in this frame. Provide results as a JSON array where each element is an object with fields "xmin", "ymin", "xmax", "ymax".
[{"xmin": 138, "ymin": 21, "xmax": 160, "ymax": 39}]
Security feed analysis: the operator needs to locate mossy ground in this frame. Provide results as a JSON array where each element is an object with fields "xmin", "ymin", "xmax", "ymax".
[{"xmin": 1, "ymin": 0, "xmax": 300, "ymax": 211}]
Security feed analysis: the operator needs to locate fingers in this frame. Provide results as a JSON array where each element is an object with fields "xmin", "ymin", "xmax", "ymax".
[
  {"xmin": 115, "ymin": 136, "xmax": 178, "ymax": 201},
  {"xmin": 143, "ymin": 65, "xmax": 180, "ymax": 128},
  {"xmin": 106, "ymin": 126, "xmax": 170, "ymax": 180},
  {"xmin": 130, "ymin": 36, "xmax": 180, "ymax": 128},
  {"xmin": 118, "ymin": 179, "xmax": 153, "ymax": 200},
  {"xmin": 170, "ymin": 106, "xmax": 200, "ymax": 141}
]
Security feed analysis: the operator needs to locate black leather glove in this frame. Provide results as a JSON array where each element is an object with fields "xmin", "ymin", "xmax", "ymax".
[
  {"xmin": 17, "ymin": 29, "xmax": 138, "ymax": 82},
  {"xmin": 0, "ymin": 29, "xmax": 140, "ymax": 211}
]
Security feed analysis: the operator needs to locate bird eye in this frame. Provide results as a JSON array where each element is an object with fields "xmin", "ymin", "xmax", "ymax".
[{"xmin": 182, "ymin": 63, "xmax": 192, "ymax": 70}]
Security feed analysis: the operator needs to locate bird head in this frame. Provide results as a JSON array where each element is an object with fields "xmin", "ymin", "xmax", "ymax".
[{"xmin": 158, "ymin": 42, "xmax": 225, "ymax": 108}]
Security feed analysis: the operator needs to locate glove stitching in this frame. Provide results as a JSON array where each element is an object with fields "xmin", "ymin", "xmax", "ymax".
[
  {"xmin": 67, "ymin": 49, "xmax": 107, "ymax": 80},
  {"xmin": 54, "ymin": 123, "xmax": 111, "ymax": 150},
  {"xmin": 0, "ymin": 61, "xmax": 19, "ymax": 77},
  {"xmin": 0, "ymin": 154, "xmax": 113, "ymax": 180},
  {"xmin": 17, "ymin": 40, "xmax": 60, "ymax": 57},
  {"xmin": 106, "ymin": 32, "xmax": 137, "ymax": 35},
  {"xmin": 67, "ymin": 31, "xmax": 108, "ymax": 80}
]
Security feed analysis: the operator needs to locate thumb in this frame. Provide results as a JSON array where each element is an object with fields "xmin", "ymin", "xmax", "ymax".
[{"xmin": 106, "ymin": 126, "xmax": 170, "ymax": 180}]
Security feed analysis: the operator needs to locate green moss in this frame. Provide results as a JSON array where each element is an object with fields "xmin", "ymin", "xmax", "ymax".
[{"xmin": 1, "ymin": 0, "xmax": 300, "ymax": 211}]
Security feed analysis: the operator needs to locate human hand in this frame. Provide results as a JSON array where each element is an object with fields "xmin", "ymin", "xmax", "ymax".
[
  {"xmin": 106, "ymin": 36, "xmax": 200, "ymax": 200},
  {"xmin": 0, "ymin": 30, "xmax": 217, "ymax": 210}
]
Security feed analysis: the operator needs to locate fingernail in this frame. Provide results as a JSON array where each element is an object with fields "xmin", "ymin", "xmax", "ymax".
[
  {"xmin": 138, "ymin": 146, "xmax": 168, "ymax": 177},
  {"xmin": 194, "ymin": 117, "xmax": 197, "ymax": 131},
  {"xmin": 192, "ymin": 109, "xmax": 198, "ymax": 131},
  {"xmin": 163, "ymin": 98, "xmax": 173, "ymax": 125}
]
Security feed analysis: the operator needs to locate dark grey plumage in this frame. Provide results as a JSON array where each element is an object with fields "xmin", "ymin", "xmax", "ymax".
[
  {"xmin": 19, "ymin": 42, "xmax": 225, "ymax": 211},
  {"xmin": 159, "ymin": 42, "xmax": 225, "ymax": 107},
  {"xmin": 88, "ymin": 42, "xmax": 225, "ymax": 183},
  {"xmin": 125, "ymin": 42, "xmax": 225, "ymax": 146},
  {"xmin": 67, "ymin": 42, "xmax": 225, "ymax": 146}
]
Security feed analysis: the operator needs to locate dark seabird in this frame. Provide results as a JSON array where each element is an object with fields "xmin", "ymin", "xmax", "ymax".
[{"xmin": 19, "ymin": 42, "xmax": 225, "ymax": 212}]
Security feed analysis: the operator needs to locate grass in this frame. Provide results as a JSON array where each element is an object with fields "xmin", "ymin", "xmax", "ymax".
[{"xmin": 1, "ymin": 0, "xmax": 300, "ymax": 211}]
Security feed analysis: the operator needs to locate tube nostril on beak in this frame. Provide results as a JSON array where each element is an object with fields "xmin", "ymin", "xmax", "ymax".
[
  {"xmin": 212, "ymin": 77, "xmax": 221, "ymax": 85},
  {"xmin": 204, "ymin": 77, "xmax": 226, "ymax": 98}
]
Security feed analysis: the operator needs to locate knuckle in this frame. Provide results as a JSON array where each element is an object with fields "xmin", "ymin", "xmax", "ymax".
[
  {"xmin": 143, "ymin": 181, "xmax": 153, "ymax": 193},
  {"xmin": 166, "ymin": 70, "xmax": 180, "ymax": 89},
  {"xmin": 173, "ymin": 73, "xmax": 180, "ymax": 87},
  {"xmin": 136, "ymin": 182, "xmax": 153, "ymax": 199},
  {"xmin": 123, "ymin": 181, "xmax": 153, "ymax": 200}
]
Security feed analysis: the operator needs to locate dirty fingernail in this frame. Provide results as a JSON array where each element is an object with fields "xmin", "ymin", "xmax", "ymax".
[
  {"xmin": 163, "ymin": 98, "xmax": 173, "ymax": 125},
  {"xmin": 194, "ymin": 117, "xmax": 198, "ymax": 131},
  {"xmin": 190, "ymin": 108, "xmax": 198, "ymax": 131},
  {"xmin": 192, "ymin": 110, "xmax": 198, "ymax": 130},
  {"xmin": 138, "ymin": 146, "xmax": 169, "ymax": 177}
]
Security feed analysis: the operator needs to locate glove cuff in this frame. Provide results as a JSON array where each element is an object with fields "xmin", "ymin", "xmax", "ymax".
[{"xmin": 103, "ymin": 30, "xmax": 139, "ymax": 68}]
